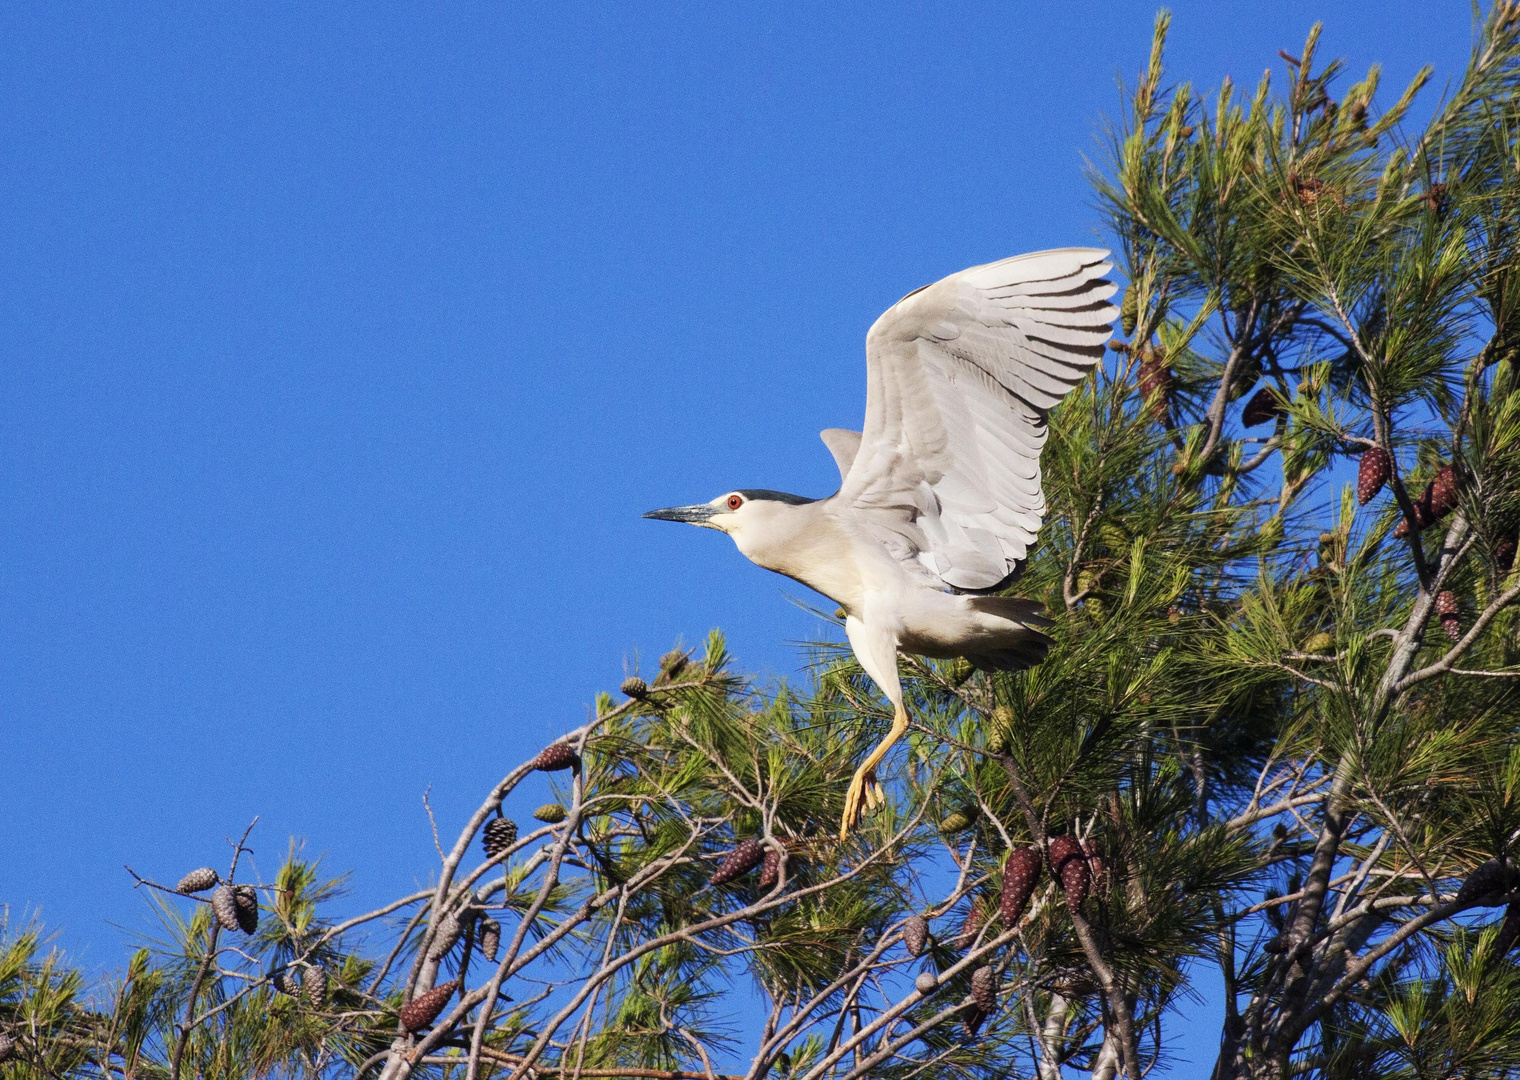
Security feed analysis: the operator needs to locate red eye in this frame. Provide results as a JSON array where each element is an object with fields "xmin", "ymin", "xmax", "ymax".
[{"xmin": 726, "ymin": 494, "xmax": 743, "ymax": 510}]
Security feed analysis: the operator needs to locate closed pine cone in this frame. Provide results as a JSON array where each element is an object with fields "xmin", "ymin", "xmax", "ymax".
[
  {"xmin": 709, "ymin": 838, "xmax": 765, "ymax": 886},
  {"xmin": 210, "ymin": 885, "xmax": 241, "ymax": 932},
  {"xmin": 757, "ymin": 842, "xmax": 786, "ymax": 889},
  {"xmin": 1000, "ymin": 847, "xmax": 1042, "ymax": 927},
  {"xmin": 400, "ymin": 979, "xmax": 460, "ymax": 1033},
  {"xmin": 1047, "ymin": 836, "xmax": 1090, "ymax": 910},
  {"xmin": 303, "ymin": 964, "xmax": 328, "ymax": 1006},
  {"xmin": 1241, "ymin": 387, "xmax": 1283, "ymax": 427},
  {"xmin": 533, "ymin": 742, "xmax": 580, "ymax": 772},
  {"xmin": 1357, "ymin": 447, "xmax": 1391, "ymax": 505},
  {"xmin": 479, "ymin": 917, "xmax": 502, "ymax": 963},
  {"xmin": 176, "ymin": 867, "xmax": 219, "ymax": 894},
  {"xmin": 1494, "ymin": 901, "xmax": 1519, "ymax": 957},
  {"xmin": 232, "ymin": 885, "xmax": 259, "ymax": 934},
  {"xmin": 903, "ymin": 914, "xmax": 929, "ymax": 958},
  {"xmin": 970, "ymin": 965, "xmax": 997, "ymax": 1013}
]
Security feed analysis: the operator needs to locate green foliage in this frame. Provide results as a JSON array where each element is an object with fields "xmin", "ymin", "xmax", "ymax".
[{"xmin": 8, "ymin": 7, "xmax": 1520, "ymax": 1080}]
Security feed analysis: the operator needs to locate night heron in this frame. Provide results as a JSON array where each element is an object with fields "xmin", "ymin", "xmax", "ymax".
[{"xmin": 645, "ymin": 248, "xmax": 1117, "ymax": 836}]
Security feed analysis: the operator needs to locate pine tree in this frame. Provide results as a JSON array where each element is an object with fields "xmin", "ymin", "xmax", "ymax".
[{"xmin": 6, "ymin": 7, "xmax": 1520, "ymax": 1080}]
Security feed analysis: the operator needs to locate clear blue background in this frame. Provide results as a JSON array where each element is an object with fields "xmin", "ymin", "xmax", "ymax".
[{"xmin": 0, "ymin": 1, "xmax": 1471, "ymax": 1068}]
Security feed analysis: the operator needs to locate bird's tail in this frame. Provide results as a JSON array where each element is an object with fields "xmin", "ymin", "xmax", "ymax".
[{"xmin": 964, "ymin": 596, "xmax": 1054, "ymax": 671}]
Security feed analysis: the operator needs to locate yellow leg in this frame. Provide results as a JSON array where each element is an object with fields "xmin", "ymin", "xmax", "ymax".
[{"xmin": 839, "ymin": 705, "xmax": 911, "ymax": 838}]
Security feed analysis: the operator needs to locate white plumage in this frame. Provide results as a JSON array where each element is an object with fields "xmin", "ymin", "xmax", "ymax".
[{"xmin": 646, "ymin": 249, "xmax": 1117, "ymax": 835}]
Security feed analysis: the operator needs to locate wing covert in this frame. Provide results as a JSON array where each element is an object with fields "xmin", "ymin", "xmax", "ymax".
[{"xmin": 838, "ymin": 248, "xmax": 1117, "ymax": 591}]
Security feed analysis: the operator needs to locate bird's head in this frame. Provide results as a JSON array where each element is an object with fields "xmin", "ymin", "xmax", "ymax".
[{"xmin": 643, "ymin": 490, "xmax": 817, "ymax": 555}]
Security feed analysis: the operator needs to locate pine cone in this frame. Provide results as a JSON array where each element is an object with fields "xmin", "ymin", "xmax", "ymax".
[
  {"xmin": 1137, "ymin": 349, "xmax": 1171, "ymax": 419},
  {"xmin": 303, "ymin": 964, "xmax": 328, "ymax": 1006},
  {"xmin": 533, "ymin": 803, "xmax": 567, "ymax": 824},
  {"xmin": 482, "ymin": 817, "xmax": 519, "ymax": 859},
  {"xmin": 427, "ymin": 913, "xmax": 463, "ymax": 961},
  {"xmin": 620, "ymin": 676, "xmax": 649, "ymax": 699},
  {"xmin": 757, "ymin": 842, "xmax": 786, "ymax": 889},
  {"xmin": 479, "ymin": 917, "xmax": 501, "ymax": 963},
  {"xmin": 1393, "ymin": 488, "xmax": 1434, "ymax": 537},
  {"xmin": 176, "ymin": 867, "xmax": 219, "ymax": 894},
  {"xmin": 230, "ymin": 885, "xmax": 258, "ymax": 934},
  {"xmin": 272, "ymin": 968, "xmax": 302, "ymax": 997},
  {"xmin": 1427, "ymin": 181, "xmax": 1449, "ymax": 217},
  {"xmin": 970, "ymin": 965, "xmax": 997, "ymax": 1013},
  {"xmin": 1047, "ymin": 836, "xmax": 1090, "ymax": 911},
  {"xmin": 210, "ymin": 885, "xmax": 241, "ymax": 932},
  {"xmin": 1081, "ymin": 840, "xmax": 1107, "ymax": 892},
  {"xmin": 1241, "ymin": 387, "xmax": 1283, "ymax": 427},
  {"xmin": 999, "ymin": 847, "xmax": 1042, "ymax": 927},
  {"xmin": 938, "ymin": 804, "xmax": 980, "ymax": 835},
  {"xmin": 903, "ymin": 914, "xmax": 929, "ymax": 958},
  {"xmin": 400, "ymin": 979, "xmax": 460, "ymax": 1033},
  {"xmin": 0, "ymin": 1033, "xmax": 13, "ymax": 1062},
  {"xmin": 657, "ymin": 649, "xmax": 689, "ymax": 680},
  {"xmin": 955, "ymin": 897, "xmax": 990, "ymax": 948},
  {"xmin": 1495, "ymin": 532, "xmax": 1518, "ymax": 573},
  {"xmin": 533, "ymin": 742, "xmax": 580, "ymax": 772},
  {"xmin": 1494, "ymin": 901, "xmax": 1519, "ymax": 957},
  {"xmin": 1357, "ymin": 447, "xmax": 1391, "ymax": 505},
  {"xmin": 1456, "ymin": 858, "xmax": 1517, "ymax": 906},
  {"xmin": 914, "ymin": 970, "xmax": 938, "ymax": 995},
  {"xmin": 1429, "ymin": 465, "xmax": 1459, "ymax": 519},
  {"xmin": 709, "ymin": 838, "xmax": 765, "ymax": 886},
  {"xmin": 1436, "ymin": 590, "xmax": 1461, "ymax": 641},
  {"xmin": 1120, "ymin": 287, "xmax": 1137, "ymax": 336},
  {"xmin": 963, "ymin": 1006, "xmax": 988, "ymax": 1039}
]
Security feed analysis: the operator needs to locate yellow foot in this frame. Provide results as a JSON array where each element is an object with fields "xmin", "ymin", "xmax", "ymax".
[{"xmin": 839, "ymin": 705, "xmax": 912, "ymax": 840}]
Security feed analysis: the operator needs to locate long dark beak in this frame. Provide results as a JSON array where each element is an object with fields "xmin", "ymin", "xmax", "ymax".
[{"xmin": 642, "ymin": 504, "xmax": 716, "ymax": 524}]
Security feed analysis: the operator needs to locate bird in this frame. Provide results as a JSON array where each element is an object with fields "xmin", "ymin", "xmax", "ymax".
[{"xmin": 644, "ymin": 248, "xmax": 1117, "ymax": 837}]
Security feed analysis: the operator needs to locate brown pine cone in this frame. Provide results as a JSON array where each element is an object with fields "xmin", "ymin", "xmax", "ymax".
[
  {"xmin": 1000, "ymin": 847, "xmax": 1042, "ymax": 927},
  {"xmin": 757, "ymin": 842, "xmax": 786, "ymax": 890},
  {"xmin": 400, "ymin": 979, "xmax": 460, "ymax": 1033},
  {"xmin": 903, "ymin": 914, "xmax": 929, "ymax": 958},
  {"xmin": 1429, "ymin": 465, "xmax": 1459, "ymax": 519},
  {"xmin": 1393, "ymin": 487, "xmax": 1434, "ymax": 537},
  {"xmin": 1047, "ymin": 836, "xmax": 1090, "ymax": 911},
  {"xmin": 482, "ymin": 817, "xmax": 519, "ymax": 859},
  {"xmin": 0, "ymin": 1033, "xmax": 13, "ymax": 1062},
  {"xmin": 272, "ymin": 968, "xmax": 302, "ymax": 997},
  {"xmin": 303, "ymin": 964, "xmax": 328, "ymax": 1006},
  {"xmin": 533, "ymin": 742, "xmax": 580, "ymax": 772},
  {"xmin": 709, "ymin": 838, "xmax": 765, "ymax": 886},
  {"xmin": 1137, "ymin": 350, "xmax": 1171, "ymax": 419},
  {"xmin": 232, "ymin": 885, "xmax": 259, "ymax": 934},
  {"xmin": 970, "ymin": 965, "xmax": 997, "ymax": 1013},
  {"xmin": 963, "ymin": 1006, "xmax": 988, "ymax": 1039},
  {"xmin": 1241, "ymin": 387, "xmax": 1283, "ymax": 427},
  {"xmin": 176, "ymin": 867, "xmax": 219, "ymax": 894},
  {"xmin": 1495, "ymin": 533, "xmax": 1518, "ymax": 573},
  {"xmin": 1494, "ymin": 901, "xmax": 1519, "ymax": 957},
  {"xmin": 427, "ymin": 913, "xmax": 463, "ymax": 961},
  {"xmin": 479, "ymin": 917, "xmax": 502, "ymax": 963},
  {"xmin": 620, "ymin": 676, "xmax": 648, "ymax": 699},
  {"xmin": 210, "ymin": 885, "xmax": 241, "ymax": 932},
  {"xmin": 1357, "ymin": 447, "xmax": 1392, "ymax": 505},
  {"xmin": 1081, "ymin": 840, "xmax": 1107, "ymax": 892},
  {"xmin": 1456, "ymin": 858, "xmax": 1516, "ymax": 906},
  {"xmin": 657, "ymin": 649, "xmax": 689, "ymax": 681},
  {"xmin": 1436, "ymin": 590, "xmax": 1461, "ymax": 641},
  {"xmin": 955, "ymin": 896, "xmax": 990, "ymax": 949},
  {"xmin": 914, "ymin": 970, "xmax": 938, "ymax": 995}
]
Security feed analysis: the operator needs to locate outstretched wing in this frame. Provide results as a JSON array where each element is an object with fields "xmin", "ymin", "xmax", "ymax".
[{"xmin": 838, "ymin": 248, "xmax": 1117, "ymax": 591}]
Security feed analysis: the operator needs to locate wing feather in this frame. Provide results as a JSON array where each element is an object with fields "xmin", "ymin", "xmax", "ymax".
[{"xmin": 838, "ymin": 248, "xmax": 1116, "ymax": 591}]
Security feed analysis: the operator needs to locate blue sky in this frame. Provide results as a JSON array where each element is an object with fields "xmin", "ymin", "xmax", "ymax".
[{"xmin": 0, "ymin": 0, "xmax": 1475, "ymax": 1065}]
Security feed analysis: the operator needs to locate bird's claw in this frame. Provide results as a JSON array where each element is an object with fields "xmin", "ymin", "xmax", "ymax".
[{"xmin": 840, "ymin": 768, "xmax": 884, "ymax": 838}]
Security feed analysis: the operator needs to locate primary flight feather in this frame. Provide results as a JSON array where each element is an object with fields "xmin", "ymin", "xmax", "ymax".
[{"xmin": 645, "ymin": 248, "xmax": 1117, "ymax": 835}]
